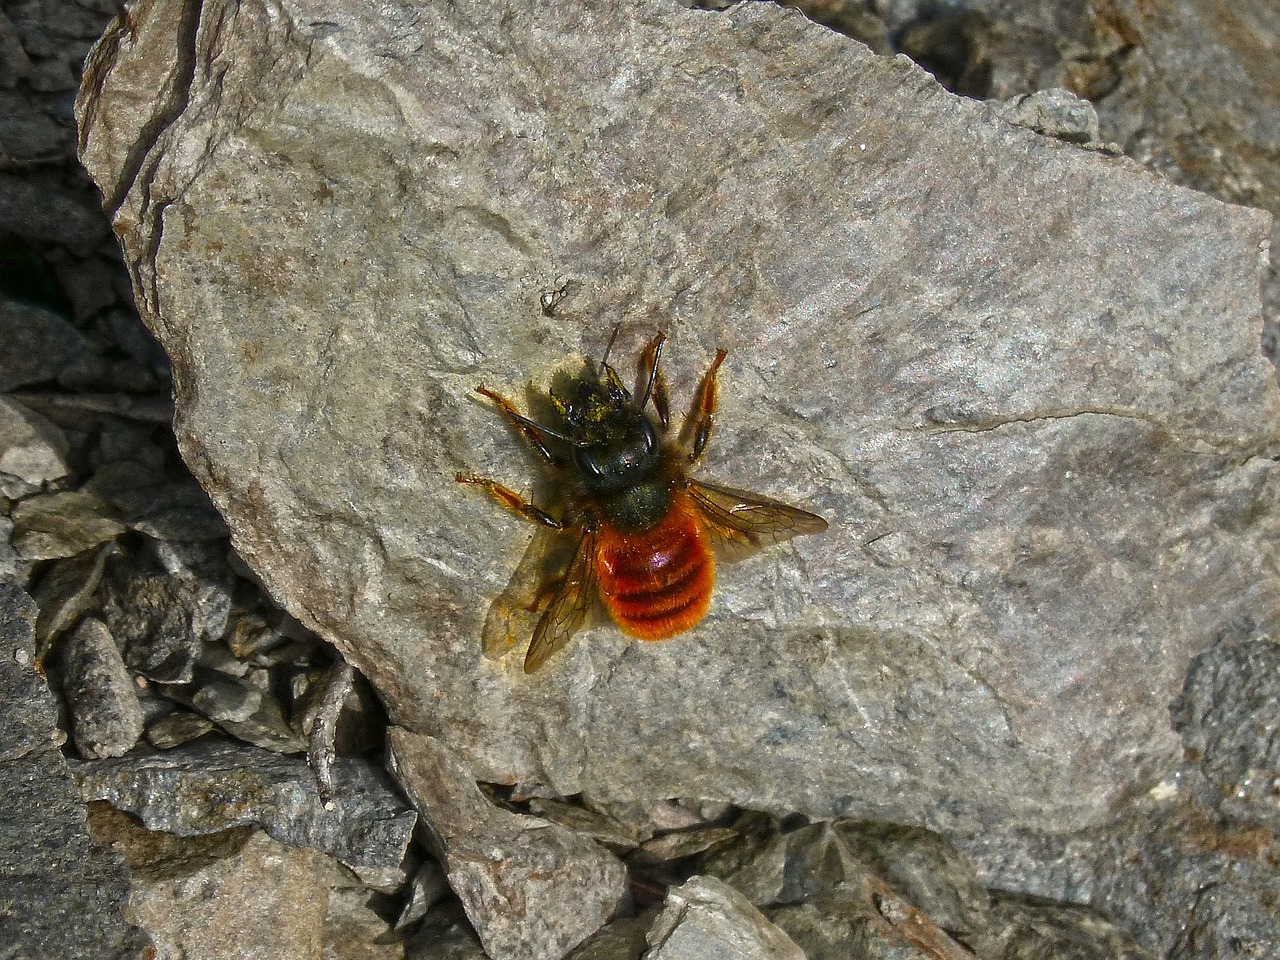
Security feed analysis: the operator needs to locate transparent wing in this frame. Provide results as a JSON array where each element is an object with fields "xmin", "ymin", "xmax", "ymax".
[
  {"xmin": 480, "ymin": 526, "xmax": 577, "ymax": 660},
  {"xmin": 687, "ymin": 478, "xmax": 828, "ymax": 557},
  {"xmin": 524, "ymin": 529, "xmax": 598, "ymax": 673}
]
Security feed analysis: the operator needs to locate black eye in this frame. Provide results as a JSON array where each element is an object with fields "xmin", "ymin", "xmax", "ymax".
[
  {"xmin": 576, "ymin": 447, "xmax": 605, "ymax": 479},
  {"xmin": 636, "ymin": 417, "xmax": 658, "ymax": 454}
]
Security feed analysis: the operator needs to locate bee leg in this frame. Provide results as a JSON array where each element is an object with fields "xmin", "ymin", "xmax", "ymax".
[
  {"xmin": 637, "ymin": 332, "xmax": 670, "ymax": 429},
  {"xmin": 456, "ymin": 475, "xmax": 564, "ymax": 528},
  {"xmin": 474, "ymin": 386, "xmax": 560, "ymax": 466},
  {"xmin": 680, "ymin": 348, "xmax": 727, "ymax": 463}
]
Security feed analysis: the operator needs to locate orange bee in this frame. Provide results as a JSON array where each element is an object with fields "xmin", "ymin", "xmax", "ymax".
[{"xmin": 457, "ymin": 331, "xmax": 828, "ymax": 672}]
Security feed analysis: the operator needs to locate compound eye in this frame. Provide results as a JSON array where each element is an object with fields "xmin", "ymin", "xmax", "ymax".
[
  {"xmin": 575, "ymin": 447, "xmax": 605, "ymax": 480},
  {"xmin": 637, "ymin": 416, "xmax": 658, "ymax": 453}
]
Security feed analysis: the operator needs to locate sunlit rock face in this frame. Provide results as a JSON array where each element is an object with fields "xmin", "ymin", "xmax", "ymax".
[{"xmin": 77, "ymin": 0, "xmax": 1280, "ymax": 835}]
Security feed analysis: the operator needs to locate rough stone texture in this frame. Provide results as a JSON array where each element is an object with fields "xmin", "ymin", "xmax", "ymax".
[
  {"xmin": 0, "ymin": 517, "xmax": 29, "ymax": 583},
  {"xmin": 325, "ymin": 883, "xmax": 405, "ymax": 960},
  {"xmin": 990, "ymin": 88, "xmax": 1102, "ymax": 146},
  {"xmin": 1084, "ymin": 0, "xmax": 1279, "ymax": 232},
  {"xmin": 568, "ymin": 911, "xmax": 656, "ymax": 960},
  {"xmin": 982, "ymin": 894, "xmax": 1155, "ymax": 960},
  {"xmin": 71, "ymin": 736, "xmax": 416, "ymax": 890},
  {"xmin": 0, "ymin": 583, "xmax": 149, "ymax": 958},
  {"xmin": 10, "ymin": 486, "xmax": 125, "ymax": 559},
  {"xmin": 951, "ymin": 790, "xmax": 1280, "ymax": 959},
  {"xmin": 695, "ymin": 812, "xmax": 1154, "ymax": 959},
  {"xmin": 88, "ymin": 804, "xmax": 334, "ymax": 960},
  {"xmin": 89, "ymin": 458, "xmax": 229, "ymax": 542},
  {"xmin": 145, "ymin": 707, "xmax": 216, "ymax": 748},
  {"xmin": 0, "ymin": 396, "xmax": 70, "ymax": 488},
  {"xmin": 60, "ymin": 615, "xmax": 146, "ymax": 758},
  {"xmin": 388, "ymin": 728, "xmax": 629, "ymax": 960},
  {"xmin": 702, "ymin": 816, "xmax": 993, "ymax": 930},
  {"xmin": 97, "ymin": 537, "xmax": 231, "ymax": 684},
  {"xmin": 644, "ymin": 875, "xmax": 806, "ymax": 960},
  {"xmin": 404, "ymin": 900, "xmax": 489, "ymax": 960},
  {"xmin": 1172, "ymin": 637, "xmax": 1280, "ymax": 826},
  {"xmin": 31, "ymin": 541, "xmax": 115, "ymax": 655},
  {"xmin": 76, "ymin": 0, "xmax": 1280, "ymax": 834}
]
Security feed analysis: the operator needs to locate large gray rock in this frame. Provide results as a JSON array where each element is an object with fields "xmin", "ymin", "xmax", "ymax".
[{"xmin": 76, "ymin": 0, "xmax": 1280, "ymax": 834}]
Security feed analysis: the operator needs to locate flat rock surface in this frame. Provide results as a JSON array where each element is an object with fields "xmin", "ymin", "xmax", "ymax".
[{"xmin": 77, "ymin": 0, "xmax": 1280, "ymax": 833}]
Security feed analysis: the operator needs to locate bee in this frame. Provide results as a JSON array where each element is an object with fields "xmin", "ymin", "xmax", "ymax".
[{"xmin": 457, "ymin": 330, "xmax": 828, "ymax": 673}]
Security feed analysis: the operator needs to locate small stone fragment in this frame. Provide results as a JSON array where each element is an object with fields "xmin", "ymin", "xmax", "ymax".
[
  {"xmin": 405, "ymin": 899, "xmax": 488, "ymax": 960},
  {"xmin": 568, "ymin": 911, "xmax": 657, "ymax": 960},
  {"xmin": 87, "ymin": 459, "xmax": 228, "ymax": 542},
  {"xmin": 189, "ymin": 674, "xmax": 263, "ymax": 723},
  {"xmin": 0, "ymin": 515, "xmax": 31, "ymax": 583},
  {"xmin": 629, "ymin": 826, "xmax": 740, "ymax": 867},
  {"xmin": 644, "ymin": 875, "xmax": 806, "ymax": 960},
  {"xmin": 195, "ymin": 638, "xmax": 250, "ymax": 677},
  {"xmin": 835, "ymin": 821, "xmax": 991, "ymax": 934},
  {"xmin": 210, "ymin": 688, "xmax": 305, "ymax": 753},
  {"xmin": 528, "ymin": 797, "xmax": 649, "ymax": 850},
  {"xmin": 10, "ymin": 486, "xmax": 125, "ymax": 560},
  {"xmin": 387, "ymin": 727, "xmax": 629, "ymax": 960},
  {"xmin": 703, "ymin": 820, "xmax": 867, "ymax": 906},
  {"xmin": 98, "ymin": 539, "xmax": 232, "ymax": 684},
  {"xmin": 145, "ymin": 709, "xmax": 215, "ymax": 749},
  {"xmin": 60, "ymin": 616, "xmax": 144, "ymax": 759},
  {"xmin": 989, "ymin": 88, "xmax": 1102, "ymax": 145},
  {"xmin": 0, "ymin": 396, "xmax": 70, "ymax": 487},
  {"xmin": 583, "ymin": 798, "xmax": 711, "ymax": 841},
  {"xmin": 31, "ymin": 541, "xmax": 115, "ymax": 657},
  {"xmin": 70, "ymin": 737, "xmax": 416, "ymax": 890},
  {"xmin": 225, "ymin": 608, "xmax": 289, "ymax": 659},
  {"xmin": 767, "ymin": 888, "xmax": 921, "ymax": 960}
]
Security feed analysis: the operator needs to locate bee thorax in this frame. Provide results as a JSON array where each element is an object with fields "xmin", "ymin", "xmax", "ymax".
[{"xmin": 599, "ymin": 477, "xmax": 672, "ymax": 533}]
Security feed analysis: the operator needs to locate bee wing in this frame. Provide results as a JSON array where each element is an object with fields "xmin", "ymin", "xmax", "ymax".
[
  {"xmin": 687, "ymin": 478, "xmax": 828, "ymax": 558},
  {"xmin": 524, "ymin": 528, "xmax": 598, "ymax": 673},
  {"xmin": 480, "ymin": 526, "xmax": 577, "ymax": 660}
]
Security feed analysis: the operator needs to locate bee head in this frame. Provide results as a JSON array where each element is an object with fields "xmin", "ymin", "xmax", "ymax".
[{"xmin": 552, "ymin": 364, "xmax": 661, "ymax": 494}]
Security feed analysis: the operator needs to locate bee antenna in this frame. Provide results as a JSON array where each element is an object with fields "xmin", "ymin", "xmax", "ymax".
[
  {"xmin": 505, "ymin": 408, "xmax": 589, "ymax": 448},
  {"xmin": 599, "ymin": 322, "xmax": 624, "ymax": 374}
]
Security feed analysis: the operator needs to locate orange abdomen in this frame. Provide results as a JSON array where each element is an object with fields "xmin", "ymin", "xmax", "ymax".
[{"xmin": 595, "ymin": 493, "xmax": 714, "ymax": 641}]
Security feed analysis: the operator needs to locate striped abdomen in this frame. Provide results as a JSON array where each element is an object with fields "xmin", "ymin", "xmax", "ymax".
[{"xmin": 595, "ymin": 493, "xmax": 714, "ymax": 641}]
